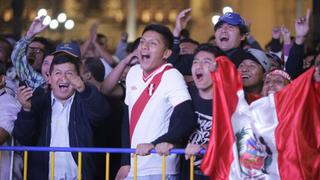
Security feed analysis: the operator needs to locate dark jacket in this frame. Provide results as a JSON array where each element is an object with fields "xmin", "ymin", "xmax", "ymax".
[
  {"xmin": 285, "ymin": 42, "xmax": 304, "ymax": 79},
  {"xmin": 13, "ymin": 84, "xmax": 110, "ymax": 180}
]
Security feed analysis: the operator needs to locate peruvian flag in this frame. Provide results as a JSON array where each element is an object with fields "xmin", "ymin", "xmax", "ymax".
[{"xmin": 200, "ymin": 56, "xmax": 320, "ymax": 179}]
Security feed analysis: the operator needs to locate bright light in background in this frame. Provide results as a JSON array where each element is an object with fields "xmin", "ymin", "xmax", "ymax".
[
  {"xmin": 57, "ymin": 13, "xmax": 67, "ymax": 23},
  {"xmin": 37, "ymin": 9, "xmax": 47, "ymax": 17},
  {"xmin": 49, "ymin": 19, "xmax": 59, "ymax": 29},
  {"xmin": 64, "ymin": 19, "xmax": 75, "ymax": 30},
  {"xmin": 223, "ymin": 6, "xmax": 233, "ymax": 14},
  {"xmin": 141, "ymin": 10, "xmax": 151, "ymax": 23},
  {"xmin": 42, "ymin": 16, "xmax": 51, "ymax": 25},
  {"xmin": 211, "ymin": 15, "xmax": 220, "ymax": 25}
]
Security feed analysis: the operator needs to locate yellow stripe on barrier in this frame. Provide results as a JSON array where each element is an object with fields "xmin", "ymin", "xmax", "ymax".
[
  {"xmin": 78, "ymin": 152, "xmax": 82, "ymax": 180},
  {"xmin": 162, "ymin": 155, "xmax": 167, "ymax": 180},
  {"xmin": 133, "ymin": 154, "xmax": 137, "ymax": 180},
  {"xmin": 23, "ymin": 151, "xmax": 28, "ymax": 180},
  {"xmin": 190, "ymin": 155, "xmax": 195, "ymax": 180},
  {"xmin": 51, "ymin": 152, "xmax": 55, "ymax": 180},
  {"xmin": 105, "ymin": 153, "xmax": 110, "ymax": 180}
]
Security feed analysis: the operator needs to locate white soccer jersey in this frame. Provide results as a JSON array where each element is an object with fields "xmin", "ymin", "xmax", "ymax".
[{"xmin": 125, "ymin": 63, "xmax": 191, "ymax": 177}]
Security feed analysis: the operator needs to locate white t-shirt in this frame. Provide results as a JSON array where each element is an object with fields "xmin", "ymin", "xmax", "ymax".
[
  {"xmin": 0, "ymin": 89, "xmax": 20, "ymax": 134},
  {"xmin": 125, "ymin": 64, "xmax": 191, "ymax": 177},
  {"xmin": 49, "ymin": 93, "xmax": 78, "ymax": 180},
  {"xmin": 100, "ymin": 58, "xmax": 113, "ymax": 78}
]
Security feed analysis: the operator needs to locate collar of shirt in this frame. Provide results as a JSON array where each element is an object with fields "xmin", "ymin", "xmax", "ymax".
[{"xmin": 51, "ymin": 92, "xmax": 75, "ymax": 107}]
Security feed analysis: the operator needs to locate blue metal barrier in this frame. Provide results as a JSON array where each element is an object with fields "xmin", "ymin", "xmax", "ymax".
[{"xmin": 0, "ymin": 146, "xmax": 206, "ymax": 180}]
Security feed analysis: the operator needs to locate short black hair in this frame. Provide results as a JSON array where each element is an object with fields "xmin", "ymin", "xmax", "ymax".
[
  {"xmin": 0, "ymin": 37, "xmax": 13, "ymax": 66},
  {"xmin": 180, "ymin": 29, "xmax": 190, "ymax": 39},
  {"xmin": 97, "ymin": 33, "xmax": 108, "ymax": 46},
  {"xmin": 127, "ymin": 37, "xmax": 141, "ymax": 53},
  {"xmin": 0, "ymin": 62, "xmax": 6, "ymax": 76},
  {"xmin": 97, "ymin": 33, "xmax": 107, "ymax": 40},
  {"xmin": 214, "ymin": 22, "xmax": 248, "ymax": 36},
  {"xmin": 180, "ymin": 38, "xmax": 199, "ymax": 45},
  {"xmin": 83, "ymin": 57, "xmax": 105, "ymax": 82},
  {"xmin": 207, "ymin": 35, "xmax": 215, "ymax": 42},
  {"xmin": 194, "ymin": 43, "xmax": 224, "ymax": 58},
  {"xmin": 31, "ymin": 37, "xmax": 55, "ymax": 56},
  {"xmin": 49, "ymin": 54, "xmax": 80, "ymax": 75},
  {"xmin": 142, "ymin": 24, "xmax": 173, "ymax": 49}
]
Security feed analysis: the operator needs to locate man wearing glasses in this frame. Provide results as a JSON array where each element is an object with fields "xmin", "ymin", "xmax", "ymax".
[
  {"xmin": 26, "ymin": 40, "xmax": 47, "ymax": 72},
  {"xmin": 11, "ymin": 17, "xmax": 54, "ymax": 90}
]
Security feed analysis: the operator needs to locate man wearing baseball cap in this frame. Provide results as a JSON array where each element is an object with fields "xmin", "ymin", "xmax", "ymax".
[
  {"xmin": 53, "ymin": 42, "xmax": 81, "ymax": 58},
  {"xmin": 235, "ymin": 48, "xmax": 271, "ymax": 103},
  {"xmin": 11, "ymin": 16, "xmax": 81, "ymax": 92},
  {"xmin": 214, "ymin": 12, "xmax": 249, "ymax": 67}
]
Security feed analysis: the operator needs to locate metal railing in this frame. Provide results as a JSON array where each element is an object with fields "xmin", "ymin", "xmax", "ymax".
[{"xmin": 0, "ymin": 146, "xmax": 205, "ymax": 180}]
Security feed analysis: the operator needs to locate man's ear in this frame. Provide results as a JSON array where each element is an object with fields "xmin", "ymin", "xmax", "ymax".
[
  {"xmin": 240, "ymin": 34, "xmax": 246, "ymax": 41},
  {"xmin": 84, "ymin": 72, "xmax": 92, "ymax": 81},
  {"xmin": 163, "ymin": 49, "xmax": 172, "ymax": 60}
]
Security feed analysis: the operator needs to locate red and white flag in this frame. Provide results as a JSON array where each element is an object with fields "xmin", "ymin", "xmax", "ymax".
[{"xmin": 200, "ymin": 56, "xmax": 320, "ymax": 179}]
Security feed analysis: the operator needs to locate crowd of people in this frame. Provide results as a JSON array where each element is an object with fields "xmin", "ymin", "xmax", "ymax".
[{"xmin": 0, "ymin": 6, "xmax": 319, "ymax": 180}]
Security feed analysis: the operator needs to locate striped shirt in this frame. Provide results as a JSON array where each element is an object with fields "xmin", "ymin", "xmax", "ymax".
[{"xmin": 11, "ymin": 37, "xmax": 45, "ymax": 89}]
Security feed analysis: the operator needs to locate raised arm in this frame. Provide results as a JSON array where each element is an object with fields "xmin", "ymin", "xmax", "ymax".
[
  {"xmin": 280, "ymin": 26, "xmax": 292, "ymax": 62},
  {"xmin": 100, "ymin": 49, "xmax": 139, "ymax": 95},
  {"xmin": 286, "ymin": 9, "xmax": 311, "ymax": 79},
  {"xmin": 66, "ymin": 72, "xmax": 110, "ymax": 126},
  {"xmin": 168, "ymin": 8, "xmax": 192, "ymax": 65},
  {"xmin": 173, "ymin": 8, "xmax": 192, "ymax": 37},
  {"xmin": 11, "ymin": 16, "xmax": 47, "ymax": 89},
  {"xmin": 115, "ymin": 32, "xmax": 129, "ymax": 60}
]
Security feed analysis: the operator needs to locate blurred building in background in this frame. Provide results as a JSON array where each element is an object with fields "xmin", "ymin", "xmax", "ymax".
[{"xmin": 0, "ymin": 0, "xmax": 317, "ymax": 50}]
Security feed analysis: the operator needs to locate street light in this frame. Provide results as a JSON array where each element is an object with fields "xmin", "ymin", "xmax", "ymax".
[
  {"xmin": 36, "ymin": 9, "xmax": 75, "ymax": 31},
  {"xmin": 42, "ymin": 15, "xmax": 51, "ymax": 25},
  {"xmin": 223, "ymin": 6, "xmax": 233, "ymax": 14},
  {"xmin": 37, "ymin": 9, "xmax": 47, "ymax": 17},
  {"xmin": 57, "ymin": 13, "xmax": 67, "ymax": 23},
  {"xmin": 49, "ymin": 19, "xmax": 59, "ymax": 30},
  {"xmin": 211, "ymin": 15, "xmax": 220, "ymax": 25},
  {"xmin": 64, "ymin": 19, "xmax": 75, "ymax": 30}
]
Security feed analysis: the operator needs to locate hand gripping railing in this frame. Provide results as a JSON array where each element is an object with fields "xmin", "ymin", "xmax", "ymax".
[{"xmin": 0, "ymin": 146, "xmax": 205, "ymax": 180}]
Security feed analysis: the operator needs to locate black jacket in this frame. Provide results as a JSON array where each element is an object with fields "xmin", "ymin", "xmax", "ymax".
[{"xmin": 13, "ymin": 84, "xmax": 110, "ymax": 180}]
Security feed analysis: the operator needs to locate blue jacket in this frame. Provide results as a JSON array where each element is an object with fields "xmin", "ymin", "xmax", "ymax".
[{"xmin": 13, "ymin": 85, "xmax": 110, "ymax": 180}]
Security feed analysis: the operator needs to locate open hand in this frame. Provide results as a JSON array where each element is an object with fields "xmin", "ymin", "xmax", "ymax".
[
  {"xmin": 25, "ymin": 16, "xmax": 48, "ymax": 39},
  {"xmin": 90, "ymin": 22, "xmax": 99, "ymax": 43},
  {"xmin": 173, "ymin": 8, "xmax": 192, "ymax": 37},
  {"xmin": 123, "ymin": 49, "xmax": 140, "ymax": 66}
]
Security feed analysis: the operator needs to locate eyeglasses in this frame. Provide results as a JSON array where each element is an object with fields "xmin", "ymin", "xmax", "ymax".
[{"xmin": 27, "ymin": 47, "xmax": 44, "ymax": 54}]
